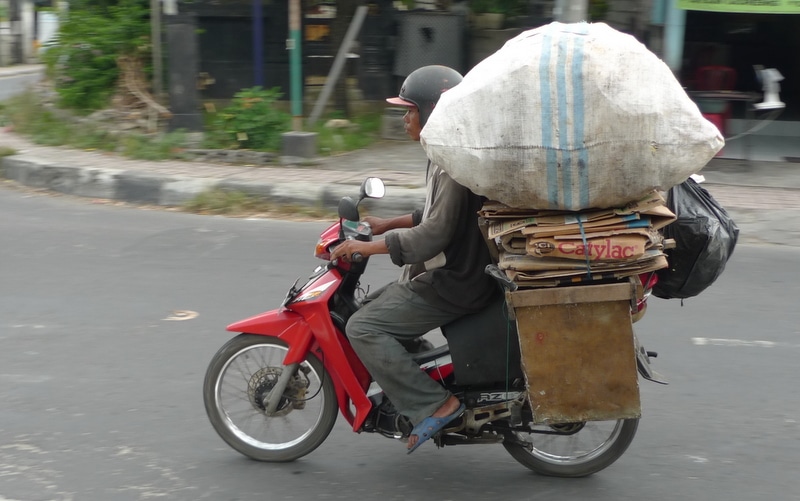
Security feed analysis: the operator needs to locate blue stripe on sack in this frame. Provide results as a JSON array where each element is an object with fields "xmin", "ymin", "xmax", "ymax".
[
  {"xmin": 571, "ymin": 24, "xmax": 590, "ymax": 208},
  {"xmin": 557, "ymin": 33, "xmax": 572, "ymax": 209},
  {"xmin": 539, "ymin": 29, "xmax": 558, "ymax": 208}
]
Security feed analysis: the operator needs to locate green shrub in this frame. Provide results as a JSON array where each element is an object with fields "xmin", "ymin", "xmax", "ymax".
[
  {"xmin": 204, "ymin": 87, "xmax": 292, "ymax": 151},
  {"xmin": 42, "ymin": 0, "xmax": 150, "ymax": 111},
  {"xmin": 589, "ymin": 0, "xmax": 609, "ymax": 20}
]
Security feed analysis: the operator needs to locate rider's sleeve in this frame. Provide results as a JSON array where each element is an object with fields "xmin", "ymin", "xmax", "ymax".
[
  {"xmin": 384, "ymin": 168, "xmax": 467, "ymax": 267},
  {"xmin": 411, "ymin": 209, "xmax": 423, "ymax": 226}
]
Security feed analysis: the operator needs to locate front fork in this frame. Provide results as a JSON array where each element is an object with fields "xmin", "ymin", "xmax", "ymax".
[{"xmin": 264, "ymin": 362, "xmax": 301, "ymax": 415}]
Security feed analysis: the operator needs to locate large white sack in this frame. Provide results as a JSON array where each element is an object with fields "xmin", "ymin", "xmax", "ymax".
[{"xmin": 420, "ymin": 22, "xmax": 724, "ymax": 211}]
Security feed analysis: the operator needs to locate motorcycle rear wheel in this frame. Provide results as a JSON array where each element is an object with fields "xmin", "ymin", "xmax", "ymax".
[
  {"xmin": 503, "ymin": 418, "xmax": 638, "ymax": 477},
  {"xmin": 203, "ymin": 334, "xmax": 337, "ymax": 462}
]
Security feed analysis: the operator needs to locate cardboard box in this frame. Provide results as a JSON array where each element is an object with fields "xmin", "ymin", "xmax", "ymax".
[{"xmin": 507, "ymin": 281, "xmax": 641, "ymax": 424}]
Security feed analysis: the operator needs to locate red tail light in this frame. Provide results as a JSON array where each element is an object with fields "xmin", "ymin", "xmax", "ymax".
[{"xmin": 639, "ymin": 272, "xmax": 659, "ymax": 291}]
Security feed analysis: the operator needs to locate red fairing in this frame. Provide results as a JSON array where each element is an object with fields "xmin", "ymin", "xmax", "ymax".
[
  {"xmin": 315, "ymin": 221, "xmax": 341, "ymax": 260},
  {"xmin": 286, "ymin": 277, "xmax": 373, "ymax": 430}
]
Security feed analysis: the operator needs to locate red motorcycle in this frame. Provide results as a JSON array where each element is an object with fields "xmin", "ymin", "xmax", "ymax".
[{"xmin": 203, "ymin": 178, "xmax": 666, "ymax": 477}]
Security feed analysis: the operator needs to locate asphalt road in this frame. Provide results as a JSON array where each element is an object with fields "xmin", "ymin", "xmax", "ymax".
[
  {"xmin": 0, "ymin": 72, "xmax": 42, "ymax": 102},
  {"xmin": 1, "ymin": 186, "xmax": 798, "ymax": 501}
]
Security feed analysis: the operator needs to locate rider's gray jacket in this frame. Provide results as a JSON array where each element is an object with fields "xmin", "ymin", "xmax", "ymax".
[{"xmin": 384, "ymin": 162, "xmax": 498, "ymax": 314}]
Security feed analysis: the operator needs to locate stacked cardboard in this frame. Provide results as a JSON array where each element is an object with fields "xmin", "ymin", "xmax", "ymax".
[{"xmin": 480, "ymin": 191, "xmax": 676, "ymax": 288}]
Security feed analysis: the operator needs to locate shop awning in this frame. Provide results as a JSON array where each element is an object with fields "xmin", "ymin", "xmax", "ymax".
[{"xmin": 678, "ymin": 0, "xmax": 800, "ymax": 13}]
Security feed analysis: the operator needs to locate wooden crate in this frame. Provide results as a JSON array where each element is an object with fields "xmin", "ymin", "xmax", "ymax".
[{"xmin": 506, "ymin": 281, "xmax": 641, "ymax": 425}]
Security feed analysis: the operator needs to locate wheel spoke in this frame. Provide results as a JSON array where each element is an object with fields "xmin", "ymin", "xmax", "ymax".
[
  {"xmin": 527, "ymin": 421, "xmax": 622, "ymax": 463},
  {"xmin": 503, "ymin": 417, "xmax": 638, "ymax": 477},
  {"xmin": 205, "ymin": 336, "xmax": 337, "ymax": 459}
]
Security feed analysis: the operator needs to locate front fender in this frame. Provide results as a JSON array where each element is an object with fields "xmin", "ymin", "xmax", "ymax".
[
  {"xmin": 227, "ymin": 309, "xmax": 312, "ymax": 366},
  {"xmin": 227, "ymin": 306, "xmax": 373, "ymax": 431}
]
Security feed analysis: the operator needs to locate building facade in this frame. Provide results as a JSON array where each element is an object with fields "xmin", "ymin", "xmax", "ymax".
[{"xmin": 163, "ymin": 1, "xmax": 796, "ymax": 127}]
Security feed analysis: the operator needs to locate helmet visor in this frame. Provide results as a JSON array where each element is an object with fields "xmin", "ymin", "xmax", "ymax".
[{"xmin": 386, "ymin": 96, "xmax": 416, "ymax": 107}]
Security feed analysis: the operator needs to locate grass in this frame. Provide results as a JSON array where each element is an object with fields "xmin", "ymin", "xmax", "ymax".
[
  {"xmin": 1, "ymin": 92, "xmax": 110, "ymax": 149},
  {"xmin": 1, "ymin": 90, "xmax": 383, "ymax": 163},
  {"xmin": 182, "ymin": 188, "xmax": 336, "ymax": 219},
  {"xmin": 0, "ymin": 90, "xmax": 189, "ymax": 161},
  {"xmin": 311, "ymin": 111, "xmax": 383, "ymax": 156},
  {"xmin": 119, "ymin": 133, "xmax": 189, "ymax": 161},
  {"xmin": 0, "ymin": 146, "xmax": 16, "ymax": 178},
  {"xmin": 1, "ymin": 90, "xmax": 385, "ymax": 218},
  {"xmin": 201, "ymin": 106, "xmax": 383, "ymax": 156},
  {"xmin": 1, "ymin": 88, "xmax": 388, "ymax": 217}
]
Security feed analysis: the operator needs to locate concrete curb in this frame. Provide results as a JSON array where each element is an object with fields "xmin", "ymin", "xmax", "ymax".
[
  {"xmin": 0, "ymin": 154, "xmax": 426, "ymax": 217},
  {"xmin": 0, "ymin": 65, "xmax": 45, "ymax": 78}
]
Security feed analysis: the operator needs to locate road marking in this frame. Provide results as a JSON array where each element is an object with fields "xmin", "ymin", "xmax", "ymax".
[
  {"xmin": 0, "ymin": 374, "xmax": 52, "ymax": 383},
  {"xmin": 162, "ymin": 310, "xmax": 198, "ymax": 321},
  {"xmin": 0, "ymin": 443, "xmax": 43, "ymax": 453},
  {"xmin": 692, "ymin": 337, "xmax": 800, "ymax": 349}
]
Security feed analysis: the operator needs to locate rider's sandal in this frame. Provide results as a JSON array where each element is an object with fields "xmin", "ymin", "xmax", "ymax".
[{"xmin": 406, "ymin": 403, "xmax": 466, "ymax": 455}]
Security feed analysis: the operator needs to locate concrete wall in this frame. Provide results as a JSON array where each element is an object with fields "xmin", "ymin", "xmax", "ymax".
[{"xmin": 0, "ymin": 0, "xmax": 37, "ymax": 65}]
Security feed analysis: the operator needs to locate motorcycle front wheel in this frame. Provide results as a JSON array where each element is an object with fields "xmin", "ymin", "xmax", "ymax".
[
  {"xmin": 503, "ymin": 418, "xmax": 638, "ymax": 477},
  {"xmin": 203, "ymin": 334, "xmax": 338, "ymax": 462}
]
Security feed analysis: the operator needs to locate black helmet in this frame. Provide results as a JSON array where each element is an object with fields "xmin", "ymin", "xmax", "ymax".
[{"xmin": 386, "ymin": 65, "xmax": 463, "ymax": 127}]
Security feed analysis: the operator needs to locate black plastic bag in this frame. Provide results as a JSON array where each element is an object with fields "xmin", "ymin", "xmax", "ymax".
[{"xmin": 654, "ymin": 178, "xmax": 739, "ymax": 300}]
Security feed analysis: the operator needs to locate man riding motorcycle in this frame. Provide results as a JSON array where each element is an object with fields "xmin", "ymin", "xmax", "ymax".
[{"xmin": 329, "ymin": 65, "xmax": 498, "ymax": 454}]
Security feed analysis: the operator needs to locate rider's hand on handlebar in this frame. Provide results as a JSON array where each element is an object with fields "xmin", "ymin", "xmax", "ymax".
[
  {"xmin": 330, "ymin": 240, "xmax": 366, "ymax": 263},
  {"xmin": 330, "ymin": 240, "xmax": 388, "ymax": 264},
  {"xmin": 362, "ymin": 214, "xmax": 415, "ymax": 236},
  {"xmin": 362, "ymin": 216, "xmax": 389, "ymax": 235}
]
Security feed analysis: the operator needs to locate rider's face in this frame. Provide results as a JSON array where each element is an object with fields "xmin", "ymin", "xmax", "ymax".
[{"xmin": 404, "ymin": 106, "xmax": 422, "ymax": 141}]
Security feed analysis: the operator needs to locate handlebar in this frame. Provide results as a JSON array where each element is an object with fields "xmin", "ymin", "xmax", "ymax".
[
  {"xmin": 327, "ymin": 222, "xmax": 371, "ymax": 267},
  {"xmin": 329, "ymin": 249, "xmax": 364, "ymax": 268}
]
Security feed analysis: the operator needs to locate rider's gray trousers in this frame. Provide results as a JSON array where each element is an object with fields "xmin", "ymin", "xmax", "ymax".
[{"xmin": 345, "ymin": 281, "xmax": 462, "ymax": 425}]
